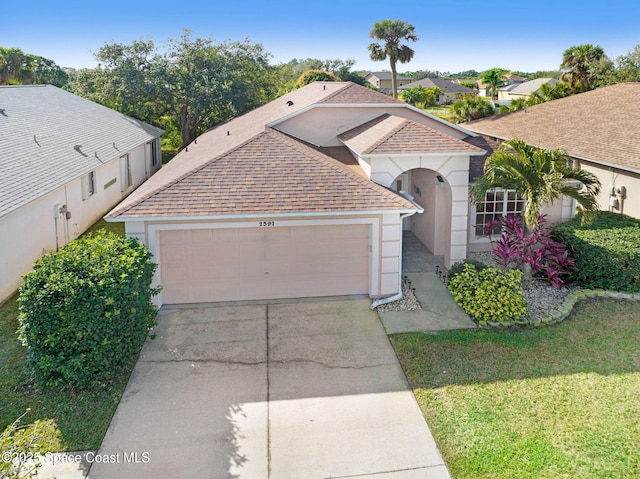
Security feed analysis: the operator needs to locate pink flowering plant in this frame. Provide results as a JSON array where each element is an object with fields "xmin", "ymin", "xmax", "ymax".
[{"xmin": 485, "ymin": 215, "xmax": 574, "ymax": 288}]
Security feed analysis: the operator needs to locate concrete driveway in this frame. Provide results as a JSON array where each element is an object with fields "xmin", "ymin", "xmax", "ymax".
[{"xmin": 88, "ymin": 299, "xmax": 449, "ymax": 479}]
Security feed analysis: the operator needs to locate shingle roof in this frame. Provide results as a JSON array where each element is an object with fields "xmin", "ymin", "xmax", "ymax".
[
  {"xmin": 338, "ymin": 113, "xmax": 486, "ymax": 156},
  {"xmin": 462, "ymin": 136, "xmax": 502, "ymax": 181},
  {"xmin": 318, "ymin": 82, "xmax": 401, "ymax": 104},
  {"xmin": 0, "ymin": 85, "xmax": 163, "ymax": 218},
  {"xmin": 399, "ymin": 78, "xmax": 476, "ymax": 94},
  {"xmin": 365, "ymin": 72, "xmax": 412, "ymax": 81},
  {"xmin": 463, "ymin": 83, "xmax": 640, "ymax": 174},
  {"xmin": 506, "ymin": 78, "xmax": 559, "ymax": 96},
  {"xmin": 107, "ymin": 128, "xmax": 415, "ymax": 218}
]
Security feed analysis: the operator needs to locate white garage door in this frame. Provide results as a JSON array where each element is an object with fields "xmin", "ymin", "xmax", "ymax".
[{"xmin": 159, "ymin": 224, "xmax": 370, "ymax": 304}]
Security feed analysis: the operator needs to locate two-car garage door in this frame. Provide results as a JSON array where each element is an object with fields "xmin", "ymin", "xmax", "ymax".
[{"xmin": 159, "ymin": 224, "xmax": 370, "ymax": 304}]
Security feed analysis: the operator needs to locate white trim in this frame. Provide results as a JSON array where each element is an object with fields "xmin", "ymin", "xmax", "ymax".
[
  {"xmin": 147, "ymin": 217, "xmax": 381, "ymax": 306},
  {"xmin": 105, "ymin": 208, "xmax": 416, "ymax": 223}
]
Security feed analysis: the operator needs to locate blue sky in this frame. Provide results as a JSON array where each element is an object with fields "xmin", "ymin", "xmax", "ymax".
[{"xmin": 5, "ymin": 0, "xmax": 640, "ymax": 74}]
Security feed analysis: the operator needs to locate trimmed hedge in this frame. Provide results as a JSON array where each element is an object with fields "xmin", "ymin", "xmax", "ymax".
[
  {"xmin": 448, "ymin": 258, "xmax": 488, "ymax": 280},
  {"xmin": 18, "ymin": 230, "xmax": 159, "ymax": 389},
  {"xmin": 552, "ymin": 212, "xmax": 640, "ymax": 292},
  {"xmin": 448, "ymin": 264, "xmax": 527, "ymax": 325}
]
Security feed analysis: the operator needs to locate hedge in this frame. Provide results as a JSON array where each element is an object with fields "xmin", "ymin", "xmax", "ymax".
[
  {"xmin": 552, "ymin": 212, "xmax": 640, "ymax": 292},
  {"xmin": 18, "ymin": 230, "xmax": 159, "ymax": 389}
]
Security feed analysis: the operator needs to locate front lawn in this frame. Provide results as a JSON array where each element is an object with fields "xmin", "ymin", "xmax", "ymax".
[
  {"xmin": 0, "ymin": 218, "xmax": 132, "ymax": 450},
  {"xmin": 391, "ymin": 299, "xmax": 640, "ymax": 479}
]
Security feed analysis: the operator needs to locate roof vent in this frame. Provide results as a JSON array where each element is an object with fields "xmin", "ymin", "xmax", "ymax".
[{"xmin": 286, "ymin": 100, "xmax": 294, "ymax": 106}]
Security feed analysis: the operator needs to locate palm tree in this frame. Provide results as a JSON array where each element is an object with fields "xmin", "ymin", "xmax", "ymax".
[
  {"xmin": 368, "ymin": 19, "xmax": 418, "ymax": 98},
  {"xmin": 560, "ymin": 44, "xmax": 608, "ymax": 92},
  {"xmin": 451, "ymin": 96, "xmax": 495, "ymax": 123},
  {"xmin": 481, "ymin": 68, "xmax": 504, "ymax": 99},
  {"xmin": 471, "ymin": 139, "xmax": 601, "ymax": 230}
]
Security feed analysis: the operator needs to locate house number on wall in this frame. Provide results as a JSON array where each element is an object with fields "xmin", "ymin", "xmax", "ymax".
[{"xmin": 259, "ymin": 221, "xmax": 275, "ymax": 227}]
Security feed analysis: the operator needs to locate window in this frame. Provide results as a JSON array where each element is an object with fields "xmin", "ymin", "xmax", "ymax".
[
  {"xmin": 475, "ymin": 189, "xmax": 524, "ymax": 236},
  {"xmin": 120, "ymin": 154, "xmax": 131, "ymax": 191},
  {"xmin": 81, "ymin": 171, "xmax": 96, "ymax": 200},
  {"xmin": 147, "ymin": 140, "xmax": 159, "ymax": 169}
]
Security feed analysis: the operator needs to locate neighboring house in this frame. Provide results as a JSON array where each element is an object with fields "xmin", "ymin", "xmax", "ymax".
[
  {"xmin": 398, "ymin": 78, "xmax": 477, "ymax": 104},
  {"xmin": 0, "ymin": 85, "xmax": 163, "ymax": 303},
  {"xmin": 464, "ymin": 82, "xmax": 640, "ymax": 220},
  {"xmin": 365, "ymin": 72, "xmax": 413, "ymax": 93},
  {"xmin": 498, "ymin": 78, "xmax": 559, "ymax": 101},
  {"xmin": 106, "ymin": 81, "xmax": 498, "ymax": 307},
  {"xmin": 477, "ymin": 74, "xmax": 527, "ymax": 97}
]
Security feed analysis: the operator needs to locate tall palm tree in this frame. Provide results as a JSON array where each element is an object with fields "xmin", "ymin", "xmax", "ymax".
[
  {"xmin": 481, "ymin": 68, "xmax": 504, "ymax": 99},
  {"xmin": 471, "ymin": 139, "xmax": 601, "ymax": 230},
  {"xmin": 368, "ymin": 19, "xmax": 418, "ymax": 98},
  {"xmin": 560, "ymin": 44, "xmax": 608, "ymax": 92}
]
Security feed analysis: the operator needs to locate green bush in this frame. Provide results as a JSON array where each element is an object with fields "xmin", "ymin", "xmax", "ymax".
[
  {"xmin": 18, "ymin": 230, "xmax": 159, "ymax": 389},
  {"xmin": 448, "ymin": 264, "xmax": 526, "ymax": 325},
  {"xmin": 295, "ymin": 69, "xmax": 340, "ymax": 88},
  {"xmin": 448, "ymin": 258, "xmax": 488, "ymax": 280},
  {"xmin": 552, "ymin": 211, "xmax": 640, "ymax": 292}
]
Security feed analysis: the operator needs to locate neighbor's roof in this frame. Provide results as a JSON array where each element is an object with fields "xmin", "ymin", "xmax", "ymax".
[
  {"xmin": 506, "ymin": 78, "xmax": 559, "ymax": 96},
  {"xmin": 107, "ymin": 127, "xmax": 415, "ymax": 219},
  {"xmin": 463, "ymin": 83, "xmax": 640, "ymax": 174},
  {"xmin": 107, "ymin": 82, "xmax": 419, "ymax": 219},
  {"xmin": 399, "ymin": 77, "xmax": 476, "ymax": 94},
  {"xmin": 365, "ymin": 72, "xmax": 412, "ymax": 81},
  {"xmin": 338, "ymin": 113, "xmax": 486, "ymax": 156},
  {"xmin": 0, "ymin": 85, "xmax": 163, "ymax": 218}
]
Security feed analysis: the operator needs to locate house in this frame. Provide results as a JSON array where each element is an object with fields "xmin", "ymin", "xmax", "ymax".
[
  {"xmin": 0, "ymin": 85, "xmax": 163, "ymax": 303},
  {"xmin": 365, "ymin": 72, "xmax": 413, "ymax": 93},
  {"xmin": 477, "ymin": 74, "xmax": 527, "ymax": 98},
  {"xmin": 498, "ymin": 78, "xmax": 559, "ymax": 101},
  {"xmin": 398, "ymin": 78, "xmax": 477, "ymax": 104},
  {"xmin": 463, "ymin": 82, "xmax": 640, "ymax": 219},
  {"xmin": 106, "ymin": 81, "xmax": 497, "ymax": 306}
]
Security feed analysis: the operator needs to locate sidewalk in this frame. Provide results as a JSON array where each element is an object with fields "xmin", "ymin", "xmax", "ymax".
[{"xmin": 378, "ymin": 273, "xmax": 477, "ymax": 334}]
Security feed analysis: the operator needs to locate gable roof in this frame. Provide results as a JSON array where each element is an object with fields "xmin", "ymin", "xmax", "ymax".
[
  {"xmin": 0, "ymin": 85, "xmax": 163, "ymax": 218},
  {"xmin": 107, "ymin": 127, "xmax": 415, "ymax": 219},
  {"xmin": 463, "ymin": 83, "xmax": 640, "ymax": 174},
  {"xmin": 506, "ymin": 78, "xmax": 559, "ymax": 96},
  {"xmin": 365, "ymin": 72, "xmax": 412, "ymax": 81},
  {"xmin": 338, "ymin": 113, "xmax": 486, "ymax": 156},
  {"xmin": 399, "ymin": 78, "xmax": 476, "ymax": 94}
]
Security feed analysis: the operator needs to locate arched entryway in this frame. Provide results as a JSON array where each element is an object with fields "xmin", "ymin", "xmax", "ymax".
[{"xmin": 391, "ymin": 168, "xmax": 452, "ymax": 269}]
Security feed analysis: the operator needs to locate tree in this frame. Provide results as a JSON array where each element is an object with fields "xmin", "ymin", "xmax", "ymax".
[
  {"xmin": 295, "ymin": 69, "xmax": 340, "ymax": 88},
  {"xmin": 0, "ymin": 47, "xmax": 35, "ymax": 85},
  {"xmin": 368, "ymin": 19, "xmax": 418, "ymax": 98},
  {"xmin": 526, "ymin": 82, "xmax": 572, "ymax": 106},
  {"xmin": 399, "ymin": 85, "xmax": 442, "ymax": 106},
  {"xmin": 480, "ymin": 68, "xmax": 505, "ymax": 99},
  {"xmin": 560, "ymin": 44, "xmax": 611, "ymax": 92},
  {"xmin": 451, "ymin": 96, "xmax": 494, "ymax": 123},
  {"xmin": 471, "ymin": 139, "xmax": 601, "ymax": 230},
  {"xmin": 607, "ymin": 44, "xmax": 640, "ymax": 83},
  {"xmin": 67, "ymin": 31, "xmax": 276, "ymax": 149}
]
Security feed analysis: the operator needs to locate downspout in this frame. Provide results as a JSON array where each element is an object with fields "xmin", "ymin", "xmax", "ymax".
[{"xmin": 371, "ymin": 191, "xmax": 424, "ymax": 309}]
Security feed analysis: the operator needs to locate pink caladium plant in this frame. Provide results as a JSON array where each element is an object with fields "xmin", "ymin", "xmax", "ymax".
[{"xmin": 486, "ymin": 215, "xmax": 574, "ymax": 288}]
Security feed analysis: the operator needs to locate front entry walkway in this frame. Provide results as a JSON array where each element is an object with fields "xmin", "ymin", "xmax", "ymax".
[
  {"xmin": 88, "ymin": 299, "xmax": 450, "ymax": 479},
  {"xmin": 402, "ymin": 232, "xmax": 446, "ymax": 273}
]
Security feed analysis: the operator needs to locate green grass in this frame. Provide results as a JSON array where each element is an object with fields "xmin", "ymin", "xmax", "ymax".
[
  {"xmin": 0, "ymin": 217, "xmax": 131, "ymax": 451},
  {"xmin": 391, "ymin": 299, "xmax": 640, "ymax": 479}
]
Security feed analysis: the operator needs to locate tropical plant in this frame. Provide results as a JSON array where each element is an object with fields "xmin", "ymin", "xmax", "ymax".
[
  {"xmin": 295, "ymin": 69, "xmax": 340, "ymax": 88},
  {"xmin": 471, "ymin": 139, "xmax": 601, "ymax": 230},
  {"xmin": 368, "ymin": 19, "xmax": 418, "ymax": 98},
  {"xmin": 560, "ymin": 44, "xmax": 611, "ymax": 92},
  {"xmin": 487, "ymin": 215, "xmax": 574, "ymax": 288},
  {"xmin": 399, "ymin": 85, "xmax": 442, "ymax": 106},
  {"xmin": 480, "ymin": 68, "xmax": 505, "ymax": 99},
  {"xmin": 526, "ymin": 82, "xmax": 572, "ymax": 106},
  {"xmin": 451, "ymin": 95, "xmax": 494, "ymax": 123}
]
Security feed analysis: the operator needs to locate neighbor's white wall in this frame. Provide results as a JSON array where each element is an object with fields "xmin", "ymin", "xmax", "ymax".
[{"xmin": 0, "ymin": 140, "xmax": 159, "ymax": 304}]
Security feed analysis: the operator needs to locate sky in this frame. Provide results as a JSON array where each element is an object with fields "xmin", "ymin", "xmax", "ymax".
[{"xmin": 5, "ymin": 0, "xmax": 640, "ymax": 74}]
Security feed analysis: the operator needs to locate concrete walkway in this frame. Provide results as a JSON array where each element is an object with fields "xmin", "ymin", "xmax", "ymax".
[
  {"xmin": 379, "ymin": 273, "xmax": 477, "ymax": 334},
  {"xmin": 87, "ymin": 299, "xmax": 450, "ymax": 479}
]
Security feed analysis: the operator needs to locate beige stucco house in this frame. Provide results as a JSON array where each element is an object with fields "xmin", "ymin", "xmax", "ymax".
[
  {"xmin": 399, "ymin": 77, "xmax": 478, "ymax": 104},
  {"xmin": 107, "ymin": 81, "xmax": 508, "ymax": 306},
  {"xmin": 464, "ymin": 82, "xmax": 640, "ymax": 220},
  {"xmin": 0, "ymin": 85, "xmax": 163, "ymax": 304},
  {"xmin": 365, "ymin": 72, "xmax": 413, "ymax": 93},
  {"xmin": 497, "ymin": 78, "xmax": 559, "ymax": 101}
]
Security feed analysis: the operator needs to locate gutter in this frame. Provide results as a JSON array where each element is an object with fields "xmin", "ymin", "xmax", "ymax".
[{"xmin": 371, "ymin": 191, "xmax": 424, "ymax": 309}]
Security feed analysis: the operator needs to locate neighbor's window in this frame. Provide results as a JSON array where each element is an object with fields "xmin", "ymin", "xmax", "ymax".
[
  {"xmin": 81, "ymin": 171, "xmax": 96, "ymax": 200},
  {"xmin": 120, "ymin": 154, "xmax": 132, "ymax": 191},
  {"xmin": 475, "ymin": 189, "xmax": 524, "ymax": 236}
]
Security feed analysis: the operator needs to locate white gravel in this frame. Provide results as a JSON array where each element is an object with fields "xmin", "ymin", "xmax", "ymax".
[{"xmin": 375, "ymin": 277, "xmax": 422, "ymax": 312}]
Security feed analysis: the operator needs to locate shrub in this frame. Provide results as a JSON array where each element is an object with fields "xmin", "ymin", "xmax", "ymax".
[
  {"xmin": 295, "ymin": 70, "xmax": 340, "ymax": 88},
  {"xmin": 552, "ymin": 211, "xmax": 640, "ymax": 292},
  {"xmin": 18, "ymin": 230, "xmax": 159, "ymax": 389},
  {"xmin": 448, "ymin": 258, "xmax": 488, "ymax": 280},
  {"xmin": 448, "ymin": 264, "xmax": 526, "ymax": 325}
]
